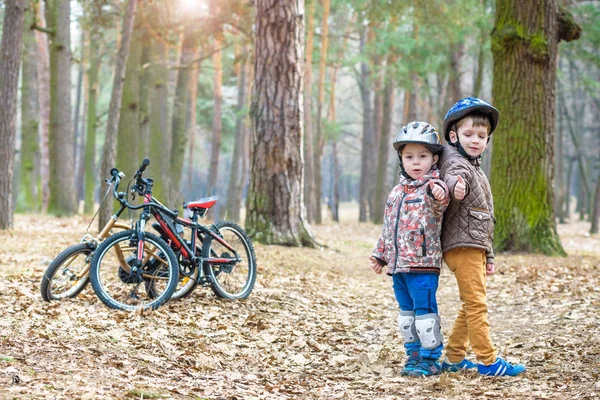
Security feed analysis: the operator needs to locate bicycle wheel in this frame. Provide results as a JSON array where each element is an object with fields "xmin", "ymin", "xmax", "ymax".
[
  {"xmin": 90, "ymin": 230, "xmax": 178, "ymax": 311},
  {"xmin": 201, "ymin": 220, "xmax": 257, "ymax": 299},
  {"xmin": 40, "ymin": 243, "xmax": 93, "ymax": 301}
]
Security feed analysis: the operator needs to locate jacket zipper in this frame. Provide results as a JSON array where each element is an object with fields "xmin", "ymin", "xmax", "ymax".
[
  {"xmin": 394, "ymin": 192, "xmax": 408, "ymax": 268},
  {"xmin": 421, "ymin": 227, "xmax": 426, "ymax": 256}
]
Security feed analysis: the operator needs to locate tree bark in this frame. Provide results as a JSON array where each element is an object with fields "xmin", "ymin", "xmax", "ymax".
[
  {"xmin": 98, "ymin": 0, "xmax": 138, "ymax": 229},
  {"xmin": 225, "ymin": 45, "xmax": 249, "ymax": 222},
  {"xmin": 83, "ymin": 28, "xmax": 101, "ymax": 215},
  {"xmin": 591, "ymin": 173, "xmax": 600, "ymax": 234},
  {"xmin": 171, "ymin": 27, "xmax": 200, "ymax": 208},
  {"xmin": 208, "ymin": 35, "xmax": 223, "ymax": 199},
  {"xmin": 20, "ymin": 8, "xmax": 40, "ymax": 212},
  {"xmin": 148, "ymin": 37, "xmax": 170, "ymax": 205},
  {"xmin": 72, "ymin": 31, "xmax": 85, "ymax": 207},
  {"xmin": 358, "ymin": 27, "xmax": 373, "ymax": 222},
  {"xmin": 303, "ymin": 0, "xmax": 316, "ymax": 223},
  {"xmin": 35, "ymin": 2, "xmax": 51, "ymax": 212},
  {"xmin": 116, "ymin": 28, "xmax": 143, "ymax": 181},
  {"xmin": 369, "ymin": 51, "xmax": 384, "ymax": 218},
  {"xmin": 490, "ymin": 0, "xmax": 580, "ymax": 255},
  {"xmin": 47, "ymin": 0, "xmax": 76, "ymax": 216},
  {"xmin": 313, "ymin": 0, "xmax": 331, "ymax": 225},
  {"xmin": 372, "ymin": 59, "xmax": 396, "ymax": 224},
  {"xmin": 0, "ymin": 0, "xmax": 25, "ymax": 229},
  {"xmin": 246, "ymin": 0, "xmax": 316, "ymax": 247}
]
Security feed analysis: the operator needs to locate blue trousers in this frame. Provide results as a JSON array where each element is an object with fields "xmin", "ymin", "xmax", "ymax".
[{"xmin": 392, "ymin": 272, "xmax": 443, "ymax": 360}]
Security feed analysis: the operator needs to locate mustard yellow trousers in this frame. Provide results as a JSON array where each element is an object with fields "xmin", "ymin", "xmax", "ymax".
[{"xmin": 444, "ymin": 247, "xmax": 497, "ymax": 365}]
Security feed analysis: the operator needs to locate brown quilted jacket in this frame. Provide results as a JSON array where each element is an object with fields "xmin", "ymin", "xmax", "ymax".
[{"xmin": 438, "ymin": 144, "xmax": 495, "ymax": 264}]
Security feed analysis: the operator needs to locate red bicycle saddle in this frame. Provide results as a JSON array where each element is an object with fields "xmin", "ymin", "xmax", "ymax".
[{"xmin": 184, "ymin": 196, "xmax": 218, "ymax": 210}]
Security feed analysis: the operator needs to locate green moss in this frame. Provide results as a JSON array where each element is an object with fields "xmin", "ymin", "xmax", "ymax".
[{"xmin": 529, "ymin": 34, "xmax": 549, "ymax": 60}]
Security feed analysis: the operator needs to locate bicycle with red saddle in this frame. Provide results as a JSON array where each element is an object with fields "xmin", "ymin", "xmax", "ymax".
[{"xmin": 89, "ymin": 159, "xmax": 257, "ymax": 311}]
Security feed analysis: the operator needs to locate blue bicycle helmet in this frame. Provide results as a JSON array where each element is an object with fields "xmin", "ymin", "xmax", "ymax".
[{"xmin": 442, "ymin": 97, "xmax": 500, "ymax": 142}]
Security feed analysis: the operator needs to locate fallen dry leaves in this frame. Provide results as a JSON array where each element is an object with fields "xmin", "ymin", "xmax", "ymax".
[{"xmin": 0, "ymin": 214, "xmax": 599, "ymax": 399}]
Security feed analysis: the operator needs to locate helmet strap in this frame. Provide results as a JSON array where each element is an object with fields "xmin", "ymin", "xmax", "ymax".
[
  {"xmin": 450, "ymin": 138, "xmax": 481, "ymax": 162},
  {"xmin": 397, "ymin": 156, "xmax": 415, "ymax": 180}
]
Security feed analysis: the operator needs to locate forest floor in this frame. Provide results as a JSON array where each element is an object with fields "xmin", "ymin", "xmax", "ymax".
[{"xmin": 1, "ymin": 206, "xmax": 599, "ymax": 399}]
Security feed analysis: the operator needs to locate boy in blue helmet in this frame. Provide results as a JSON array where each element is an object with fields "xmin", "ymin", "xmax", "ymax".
[
  {"xmin": 370, "ymin": 121, "xmax": 450, "ymax": 377},
  {"xmin": 438, "ymin": 97, "xmax": 526, "ymax": 376}
]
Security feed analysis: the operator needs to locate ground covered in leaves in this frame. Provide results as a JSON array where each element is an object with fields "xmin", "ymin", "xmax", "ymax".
[{"xmin": 1, "ymin": 211, "xmax": 599, "ymax": 399}]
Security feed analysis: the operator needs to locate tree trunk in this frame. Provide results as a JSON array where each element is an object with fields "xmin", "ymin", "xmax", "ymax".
[
  {"xmin": 35, "ymin": 2, "xmax": 51, "ymax": 212},
  {"xmin": 187, "ymin": 60, "xmax": 201, "ymax": 194},
  {"xmin": 591, "ymin": 173, "xmax": 600, "ymax": 234},
  {"xmin": 358, "ymin": 27, "xmax": 373, "ymax": 222},
  {"xmin": 303, "ymin": 0, "xmax": 316, "ymax": 223},
  {"xmin": 490, "ymin": 0, "xmax": 580, "ymax": 255},
  {"xmin": 445, "ymin": 42, "xmax": 463, "ymax": 111},
  {"xmin": 47, "ymin": 0, "xmax": 76, "ymax": 216},
  {"xmin": 372, "ymin": 59, "xmax": 396, "ymax": 224},
  {"xmin": 0, "ymin": 0, "xmax": 25, "ymax": 229},
  {"xmin": 473, "ymin": 27, "xmax": 486, "ymax": 98},
  {"xmin": 83, "ymin": 29, "xmax": 101, "ymax": 215},
  {"xmin": 565, "ymin": 156, "xmax": 575, "ymax": 220},
  {"xmin": 208, "ymin": 35, "xmax": 223, "ymax": 199},
  {"xmin": 98, "ymin": 0, "xmax": 138, "ymax": 229},
  {"xmin": 369, "ymin": 52, "xmax": 384, "ymax": 218},
  {"xmin": 171, "ymin": 27, "xmax": 200, "ymax": 208},
  {"xmin": 246, "ymin": 0, "xmax": 316, "ymax": 247},
  {"xmin": 225, "ymin": 45, "xmax": 249, "ymax": 222},
  {"xmin": 148, "ymin": 37, "xmax": 170, "ymax": 205},
  {"xmin": 72, "ymin": 32, "xmax": 85, "ymax": 207},
  {"xmin": 19, "ymin": 8, "xmax": 40, "ymax": 212},
  {"xmin": 313, "ymin": 0, "xmax": 331, "ymax": 225},
  {"xmin": 555, "ymin": 79, "xmax": 566, "ymax": 223},
  {"xmin": 116, "ymin": 28, "xmax": 143, "ymax": 181}
]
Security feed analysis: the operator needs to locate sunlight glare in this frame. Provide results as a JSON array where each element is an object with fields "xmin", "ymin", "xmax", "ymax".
[{"xmin": 178, "ymin": 0, "xmax": 205, "ymax": 13}]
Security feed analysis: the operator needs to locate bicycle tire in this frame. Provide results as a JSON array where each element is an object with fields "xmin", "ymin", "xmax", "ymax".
[
  {"xmin": 90, "ymin": 230, "xmax": 178, "ymax": 311},
  {"xmin": 201, "ymin": 220, "xmax": 257, "ymax": 300},
  {"xmin": 40, "ymin": 243, "xmax": 93, "ymax": 302}
]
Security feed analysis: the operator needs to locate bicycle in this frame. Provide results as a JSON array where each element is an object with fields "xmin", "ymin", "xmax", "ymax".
[
  {"xmin": 89, "ymin": 159, "xmax": 257, "ymax": 311},
  {"xmin": 40, "ymin": 172, "xmax": 200, "ymax": 302}
]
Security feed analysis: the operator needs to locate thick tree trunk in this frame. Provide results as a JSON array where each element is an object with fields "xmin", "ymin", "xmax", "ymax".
[
  {"xmin": 83, "ymin": 30, "xmax": 101, "ymax": 215},
  {"xmin": 372, "ymin": 60, "xmax": 396, "ymax": 224},
  {"xmin": 72, "ymin": 32, "xmax": 85, "ymax": 207},
  {"xmin": 369, "ymin": 52, "xmax": 384, "ymax": 217},
  {"xmin": 47, "ymin": 0, "xmax": 76, "ymax": 216},
  {"xmin": 313, "ymin": 0, "xmax": 331, "ymax": 225},
  {"xmin": 246, "ymin": 0, "xmax": 316, "ymax": 247},
  {"xmin": 98, "ymin": 0, "xmax": 137, "ymax": 229},
  {"xmin": 208, "ymin": 36, "xmax": 223, "ymax": 200},
  {"xmin": 0, "ymin": 0, "xmax": 25, "ymax": 229},
  {"xmin": 490, "ymin": 0, "xmax": 579, "ymax": 255},
  {"xmin": 171, "ymin": 28, "xmax": 200, "ymax": 208},
  {"xmin": 445, "ymin": 42, "xmax": 463, "ymax": 111},
  {"xmin": 226, "ymin": 45, "xmax": 249, "ymax": 222},
  {"xmin": 20, "ymin": 9, "xmax": 40, "ymax": 212},
  {"xmin": 358, "ymin": 27, "xmax": 373, "ymax": 222},
  {"xmin": 35, "ymin": 2, "xmax": 50, "ymax": 212},
  {"xmin": 303, "ymin": 0, "xmax": 316, "ymax": 223}
]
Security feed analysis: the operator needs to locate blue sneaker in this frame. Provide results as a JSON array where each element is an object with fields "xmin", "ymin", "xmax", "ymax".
[
  {"xmin": 400, "ymin": 352, "xmax": 420, "ymax": 376},
  {"xmin": 441, "ymin": 357, "xmax": 477, "ymax": 372},
  {"xmin": 478, "ymin": 357, "xmax": 526, "ymax": 376},
  {"xmin": 409, "ymin": 358, "xmax": 442, "ymax": 377}
]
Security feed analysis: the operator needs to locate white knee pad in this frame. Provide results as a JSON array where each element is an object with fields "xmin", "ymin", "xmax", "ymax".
[
  {"xmin": 398, "ymin": 311, "xmax": 418, "ymax": 343},
  {"xmin": 415, "ymin": 313, "xmax": 443, "ymax": 349}
]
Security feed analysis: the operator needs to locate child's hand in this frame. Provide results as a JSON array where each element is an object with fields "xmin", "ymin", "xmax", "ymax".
[
  {"xmin": 454, "ymin": 175, "xmax": 466, "ymax": 200},
  {"xmin": 429, "ymin": 181, "xmax": 447, "ymax": 202},
  {"xmin": 486, "ymin": 263, "xmax": 495, "ymax": 275},
  {"xmin": 369, "ymin": 256, "xmax": 384, "ymax": 274}
]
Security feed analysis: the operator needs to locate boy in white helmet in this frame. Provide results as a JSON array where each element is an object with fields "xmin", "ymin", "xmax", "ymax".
[
  {"xmin": 438, "ymin": 97, "xmax": 526, "ymax": 376},
  {"xmin": 370, "ymin": 121, "xmax": 449, "ymax": 377}
]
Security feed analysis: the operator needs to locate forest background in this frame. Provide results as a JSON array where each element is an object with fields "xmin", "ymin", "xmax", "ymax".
[{"xmin": 0, "ymin": 0, "xmax": 597, "ymax": 251}]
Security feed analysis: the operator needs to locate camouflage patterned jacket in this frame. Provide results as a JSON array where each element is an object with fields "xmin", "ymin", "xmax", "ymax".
[{"xmin": 372, "ymin": 168, "xmax": 450, "ymax": 275}]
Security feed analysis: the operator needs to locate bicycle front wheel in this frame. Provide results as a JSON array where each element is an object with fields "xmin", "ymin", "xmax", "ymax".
[
  {"xmin": 90, "ymin": 230, "xmax": 178, "ymax": 311},
  {"xmin": 202, "ymin": 221, "xmax": 257, "ymax": 299},
  {"xmin": 41, "ymin": 243, "xmax": 93, "ymax": 301}
]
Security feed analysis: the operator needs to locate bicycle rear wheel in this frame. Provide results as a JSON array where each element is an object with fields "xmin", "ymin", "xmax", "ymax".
[
  {"xmin": 202, "ymin": 221, "xmax": 257, "ymax": 299},
  {"xmin": 90, "ymin": 230, "xmax": 178, "ymax": 311},
  {"xmin": 41, "ymin": 243, "xmax": 93, "ymax": 301}
]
